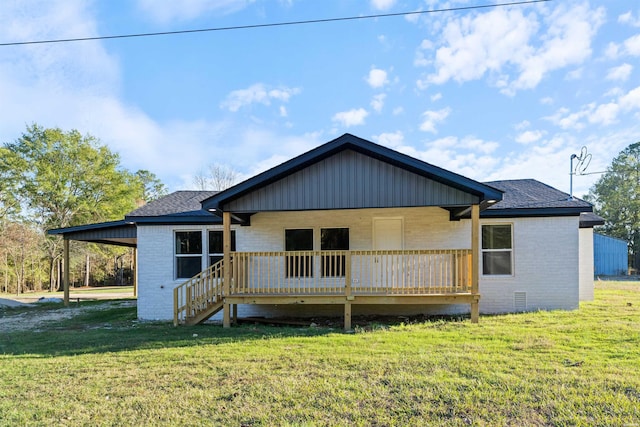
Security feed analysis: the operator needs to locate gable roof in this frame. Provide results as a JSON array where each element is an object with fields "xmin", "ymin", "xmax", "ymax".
[
  {"xmin": 202, "ymin": 133, "xmax": 503, "ymax": 213},
  {"xmin": 126, "ymin": 191, "xmax": 220, "ymax": 224}
]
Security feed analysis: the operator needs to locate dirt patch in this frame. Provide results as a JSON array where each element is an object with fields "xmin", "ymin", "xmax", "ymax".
[{"xmin": 0, "ymin": 300, "xmax": 136, "ymax": 333}]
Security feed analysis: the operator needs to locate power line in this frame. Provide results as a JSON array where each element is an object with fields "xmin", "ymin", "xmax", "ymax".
[{"xmin": 0, "ymin": 0, "xmax": 552, "ymax": 47}]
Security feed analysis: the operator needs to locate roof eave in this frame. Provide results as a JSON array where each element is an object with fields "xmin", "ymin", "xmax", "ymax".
[{"xmin": 480, "ymin": 206, "xmax": 593, "ymax": 218}]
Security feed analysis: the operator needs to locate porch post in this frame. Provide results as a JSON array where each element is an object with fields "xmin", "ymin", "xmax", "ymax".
[
  {"xmin": 470, "ymin": 204, "xmax": 480, "ymax": 323},
  {"xmin": 133, "ymin": 247, "xmax": 138, "ymax": 298},
  {"xmin": 222, "ymin": 210, "xmax": 231, "ymax": 328},
  {"xmin": 63, "ymin": 238, "xmax": 70, "ymax": 307}
]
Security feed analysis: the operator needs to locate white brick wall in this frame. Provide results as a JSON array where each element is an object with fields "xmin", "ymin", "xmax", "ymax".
[
  {"xmin": 578, "ymin": 227, "xmax": 595, "ymax": 301},
  {"xmin": 479, "ymin": 216, "xmax": 580, "ymax": 313},
  {"xmin": 136, "ymin": 208, "xmax": 582, "ymax": 320}
]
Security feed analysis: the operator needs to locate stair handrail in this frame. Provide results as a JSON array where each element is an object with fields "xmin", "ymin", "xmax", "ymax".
[{"xmin": 173, "ymin": 259, "xmax": 225, "ymax": 326}]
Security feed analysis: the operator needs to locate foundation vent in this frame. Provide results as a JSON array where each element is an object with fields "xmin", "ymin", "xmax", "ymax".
[{"xmin": 514, "ymin": 292, "xmax": 527, "ymax": 312}]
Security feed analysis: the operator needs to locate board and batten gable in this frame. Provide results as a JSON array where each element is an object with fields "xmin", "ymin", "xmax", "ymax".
[
  {"xmin": 479, "ymin": 216, "xmax": 581, "ymax": 313},
  {"xmin": 223, "ymin": 150, "xmax": 479, "ymax": 213}
]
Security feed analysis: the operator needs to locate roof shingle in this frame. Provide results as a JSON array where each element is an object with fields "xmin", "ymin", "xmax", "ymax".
[{"xmin": 484, "ymin": 179, "xmax": 592, "ymax": 210}]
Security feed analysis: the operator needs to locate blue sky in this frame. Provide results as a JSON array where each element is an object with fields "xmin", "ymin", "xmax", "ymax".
[{"xmin": 1, "ymin": 0, "xmax": 639, "ymax": 197}]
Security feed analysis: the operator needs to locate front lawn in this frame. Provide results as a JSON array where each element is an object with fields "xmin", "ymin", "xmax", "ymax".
[{"xmin": 0, "ymin": 281, "xmax": 638, "ymax": 426}]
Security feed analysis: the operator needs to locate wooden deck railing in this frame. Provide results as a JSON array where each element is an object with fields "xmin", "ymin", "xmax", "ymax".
[
  {"xmin": 173, "ymin": 259, "xmax": 224, "ymax": 326},
  {"xmin": 231, "ymin": 249, "xmax": 472, "ymax": 295}
]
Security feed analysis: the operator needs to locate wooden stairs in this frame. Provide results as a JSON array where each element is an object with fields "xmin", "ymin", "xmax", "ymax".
[{"xmin": 174, "ymin": 260, "xmax": 225, "ymax": 326}]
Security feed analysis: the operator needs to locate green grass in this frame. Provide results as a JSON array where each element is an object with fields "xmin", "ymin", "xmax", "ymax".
[{"xmin": 1, "ymin": 282, "xmax": 639, "ymax": 426}]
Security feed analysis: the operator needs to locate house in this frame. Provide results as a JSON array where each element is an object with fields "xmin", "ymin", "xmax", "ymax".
[
  {"xmin": 593, "ymin": 233, "xmax": 628, "ymax": 276},
  {"xmin": 49, "ymin": 133, "xmax": 603, "ymax": 329}
]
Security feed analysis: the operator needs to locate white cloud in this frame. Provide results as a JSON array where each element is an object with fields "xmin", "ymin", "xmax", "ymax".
[
  {"xmin": 370, "ymin": 0, "xmax": 396, "ymax": 11},
  {"xmin": 565, "ymin": 68, "xmax": 583, "ymax": 81},
  {"xmin": 419, "ymin": 107, "xmax": 451, "ymax": 133},
  {"xmin": 516, "ymin": 130, "xmax": 544, "ymax": 144},
  {"xmin": 605, "ymin": 42, "xmax": 621, "ymax": 59},
  {"xmin": 392, "ymin": 106, "xmax": 404, "ymax": 115},
  {"xmin": 332, "ymin": 108, "xmax": 369, "ymax": 127},
  {"xmin": 545, "ymin": 86, "xmax": 640, "ymax": 131},
  {"xmin": 366, "ymin": 68, "xmax": 389, "ymax": 88},
  {"xmin": 619, "ymin": 11, "xmax": 640, "ymax": 27},
  {"xmin": 220, "ymin": 84, "xmax": 300, "ymax": 112},
  {"xmin": 588, "ymin": 103, "xmax": 620, "ymax": 126},
  {"xmin": 374, "ymin": 131, "xmax": 404, "ymax": 148},
  {"xmin": 620, "ymin": 86, "xmax": 640, "ymax": 110},
  {"xmin": 136, "ymin": 0, "xmax": 254, "ymax": 23},
  {"xmin": 395, "ymin": 135, "xmax": 500, "ymax": 180},
  {"xmin": 540, "ymin": 97, "xmax": 554, "ymax": 105},
  {"xmin": 418, "ymin": 2, "xmax": 605, "ymax": 95},
  {"xmin": 370, "ymin": 94, "xmax": 387, "ymax": 113},
  {"xmin": 514, "ymin": 120, "xmax": 531, "ymax": 131},
  {"xmin": 606, "ymin": 63, "xmax": 633, "ymax": 82},
  {"xmin": 624, "ymin": 34, "xmax": 640, "ymax": 56},
  {"xmin": 430, "ymin": 93, "xmax": 442, "ymax": 102},
  {"xmin": 279, "ymin": 106, "xmax": 288, "ymax": 117}
]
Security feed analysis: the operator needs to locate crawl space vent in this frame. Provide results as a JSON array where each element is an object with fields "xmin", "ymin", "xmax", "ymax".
[{"xmin": 514, "ymin": 292, "xmax": 527, "ymax": 312}]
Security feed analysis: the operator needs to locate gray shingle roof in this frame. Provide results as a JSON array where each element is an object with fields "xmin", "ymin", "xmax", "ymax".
[
  {"xmin": 484, "ymin": 179, "xmax": 592, "ymax": 210},
  {"xmin": 126, "ymin": 191, "xmax": 218, "ymax": 218}
]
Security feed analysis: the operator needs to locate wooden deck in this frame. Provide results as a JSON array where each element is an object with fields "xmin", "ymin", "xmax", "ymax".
[{"xmin": 174, "ymin": 249, "xmax": 478, "ymax": 328}]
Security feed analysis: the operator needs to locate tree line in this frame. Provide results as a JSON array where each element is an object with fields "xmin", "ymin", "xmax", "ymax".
[{"xmin": 0, "ymin": 124, "xmax": 167, "ymax": 294}]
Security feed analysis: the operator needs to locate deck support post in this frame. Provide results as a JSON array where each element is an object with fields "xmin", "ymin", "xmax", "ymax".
[
  {"xmin": 344, "ymin": 251, "xmax": 353, "ymax": 331},
  {"xmin": 471, "ymin": 204, "xmax": 480, "ymax": 324},
  {"xmin": 232, "ymin": 304, "xmax": 238, "ymax": 325},
  {"xmin": 344, "ymin": 302, "xmax": 352, "ymax": 331},
  {"xmin": 222, "ymin": 210, "xmax": 231, "ymax": 328},
  {"xmin": 63, "ymin": 238, "xmax": 70, "ymax": 307}
]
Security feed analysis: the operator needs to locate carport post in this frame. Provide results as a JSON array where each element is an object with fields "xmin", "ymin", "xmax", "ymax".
[{"xmin": 63, "ymin": 238, "xmax": 70, "ymax": 306}]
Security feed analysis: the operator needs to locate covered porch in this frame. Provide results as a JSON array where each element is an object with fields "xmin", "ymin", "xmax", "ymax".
[{"xmin": 173, "ymin": 135, "xmax": 502, "ymax": 329}]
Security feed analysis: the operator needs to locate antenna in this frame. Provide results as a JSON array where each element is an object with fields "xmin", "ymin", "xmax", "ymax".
[{"xmin": 569, "ymin": 146, "xmax": 592, "ymax": 199}]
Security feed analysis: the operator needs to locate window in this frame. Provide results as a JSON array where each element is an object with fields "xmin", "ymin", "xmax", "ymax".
[
  {"xmin": 482, "ymin": 224, "xmax": 513, "ymax": 275},
  {"xmin": 321, "ymin": 228, "xmax": 349, "ymax": 277},
  {"xmin": 175, "ymin": 231, "xmax": 202, "ymax": 279},
  {"xmin": 209, "ymin": 230, "xmax": 236, "ymax": 266},
  {"xmin": 285, "ymin": 229, "xmax": 313, "ymax": 277}
]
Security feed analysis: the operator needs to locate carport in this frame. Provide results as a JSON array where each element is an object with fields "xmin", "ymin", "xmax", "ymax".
[{"xmin": 47, "ymin": 220, "xmax": 137, "ymax": 305}]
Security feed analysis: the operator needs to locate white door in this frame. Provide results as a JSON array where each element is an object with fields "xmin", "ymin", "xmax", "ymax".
[
  {"xmin": 372, "ymin": 218, "xmax": 403, "ymax": 288},
  {"xmin": 373, "ymin": 218, "xmax": 403, "ymax": 250}
]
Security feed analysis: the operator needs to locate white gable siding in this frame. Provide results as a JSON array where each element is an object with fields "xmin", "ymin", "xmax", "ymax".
[
  {"xmin": 479, "ymin": 216, "xmax": 580, "ymax": 313},
  {"xmin": 579, "ymin": 228, "xmax": 595, "ymax": 301},
  {"xmin": 136, "ymin": 209, "xmax": 582, "ymax": 320}
]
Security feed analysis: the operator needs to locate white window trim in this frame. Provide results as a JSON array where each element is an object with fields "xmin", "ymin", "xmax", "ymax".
[
  {"xmin": 480, "ymin": 223, "xmax": 514, "ymax": 277},
  {"xmin": 174, "ymin": 229, "xmax": 206, "ymax": 281},
  {"xmin": 207, "ymin": 229, "xmax": 236, "ymax": 266}
]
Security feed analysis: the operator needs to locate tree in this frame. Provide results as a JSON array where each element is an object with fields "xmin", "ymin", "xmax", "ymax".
[
  {"xmin": 193, "ymin": 164, "xmax": 239, "ymax": 191},
  {"xmin": 0, "ymin": 147, "xmax": 20, "ymax": 220},
  {"xmin": 588, "ymin": 142, "xmax": 640, "ymax": 269},
  {"xmin": 135, "ymin": 169, "xmax": 168, "ymax": 203},
  {"xmin": 3, "ymin": 124, "xmax": 145, "ymax": 289}
]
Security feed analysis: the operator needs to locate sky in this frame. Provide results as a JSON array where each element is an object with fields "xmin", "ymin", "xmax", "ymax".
[{"xmin": 1, "ymin": 0, "xmax": 639, "ymax": 197}]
